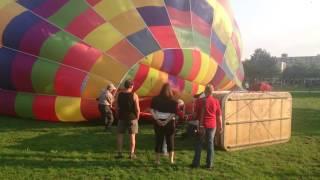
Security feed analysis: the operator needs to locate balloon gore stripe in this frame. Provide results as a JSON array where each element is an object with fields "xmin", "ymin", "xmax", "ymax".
[{"xmin": 0, "ymin": 0, "xmax": 244, "ymax": 122}]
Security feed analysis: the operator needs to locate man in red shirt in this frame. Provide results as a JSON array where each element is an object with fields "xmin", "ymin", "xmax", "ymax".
[{"xmin": 191, "ymin": 85, "xmax": 223, "ymax": 169}]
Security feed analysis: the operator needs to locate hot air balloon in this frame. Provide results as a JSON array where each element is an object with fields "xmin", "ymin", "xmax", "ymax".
[{"xmin": 0, "ymin": 0, "xmax": 244, "ymax": 122}]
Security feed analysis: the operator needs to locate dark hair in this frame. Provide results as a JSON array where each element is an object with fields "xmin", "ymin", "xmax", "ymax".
[
  {"xmin": 124, "ymin": 79, "xmax": 134, "ymax": 89},
  {"xmin": 205, "ymin": 84, "xmax": 214, "ymax": 96},
  {"xmin": 159, "ymin": 83, "xmax": 174, "ymax": 100}
]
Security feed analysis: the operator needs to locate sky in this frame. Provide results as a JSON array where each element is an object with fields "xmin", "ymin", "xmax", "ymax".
[{"xmin": 230, "ymin": 0, "xmax": 320, "ymax": 59}]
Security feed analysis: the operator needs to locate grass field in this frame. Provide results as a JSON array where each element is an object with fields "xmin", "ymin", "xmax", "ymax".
[{"xmin": 0, "ymin": 92, "xmax": 319, "ymax": 179}]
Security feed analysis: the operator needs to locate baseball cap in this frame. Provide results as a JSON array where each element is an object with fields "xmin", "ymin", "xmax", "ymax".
[{"xmin": 107, "ymin": 83, "xmax": 116, "ymax": 90}]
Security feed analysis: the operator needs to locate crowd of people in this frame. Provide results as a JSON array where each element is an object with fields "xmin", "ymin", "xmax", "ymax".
[{"xmin": 97, "ymin": 79, "xmax": 222, "ymax": 169}]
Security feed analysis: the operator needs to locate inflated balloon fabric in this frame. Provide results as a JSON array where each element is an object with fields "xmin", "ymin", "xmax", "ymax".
[{"xmin": 0, "ymin": 0, "xmax": 244, "ymax": 122}]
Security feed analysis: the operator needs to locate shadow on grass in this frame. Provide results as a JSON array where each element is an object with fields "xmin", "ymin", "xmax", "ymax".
[
  {"xmin": 6, "ymin": 129, "xmax": 156, "ymax": 153},
  {"xmin": 0, "ymin": 152, "xmax": 151, "ymax": 169},
  {"xmin": 1, "ymin": 116, "xmax": 198, "ymax": 152},
  {"xmin": 0, "ymin": 116, "xmax": 104, "ymax": 132}
]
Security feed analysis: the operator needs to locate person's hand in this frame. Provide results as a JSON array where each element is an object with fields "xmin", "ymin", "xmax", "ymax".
[
  {"xmin": 197, "ymin": 126, "xmax": 205, "ymax": 136},
  {"xmin": 156, "ymin": 120, "xmax": 164, "ymax": 126},
  {"xmin": 218, "ymin": 126, "xmax": 223, "ymax": 134},
  {"xmin": 130, "ymin": 119, "xmax": 138, "ymax": 126}
]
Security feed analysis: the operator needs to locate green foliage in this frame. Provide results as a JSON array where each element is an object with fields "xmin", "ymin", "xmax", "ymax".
[
  {"xmin": 244, "ymin": 48, "xmax": 320, "ymax": 81},
  {"xmin": 244, "ymin": 49, "xmax": 281, "ymax": 81},
  {"xmin": 0, "ymin": 92, "xmax": 319, "ymax": 179},
  {"xmin": 282, "ymin": 63, "xmax": 320, "ymax": 79}
]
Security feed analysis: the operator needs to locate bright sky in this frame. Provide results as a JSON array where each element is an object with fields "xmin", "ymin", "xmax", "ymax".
[{"xmin": 230, "ymin": 0, "xmax": 320, "ymax": 59}]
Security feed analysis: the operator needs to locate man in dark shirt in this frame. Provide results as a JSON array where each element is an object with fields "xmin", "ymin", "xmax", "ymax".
[
  {"xmin": 191, "ymin": 84, "xmax": 223, "ymax": 169},
  {"xmin": 115, "ymin": 79, "xmax": 140, "ymax": 159}
]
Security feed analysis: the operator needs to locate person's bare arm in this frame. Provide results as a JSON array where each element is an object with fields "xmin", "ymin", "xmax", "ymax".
[
  {"xmin": 114, "ymin": 92, "xmax": 119, "ymax": 118},
  {"xmin": 217, "ymin": 101, "xmax": 223, "ymax": 133},
  {"xmin": 134, "ymin": 93, "xmax": 140, "ymax": 120}
]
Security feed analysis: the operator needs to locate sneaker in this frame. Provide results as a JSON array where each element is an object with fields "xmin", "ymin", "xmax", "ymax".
[
  {"xmin": 190, "ymin": 164, "xmax": 199, "ymax": 168},
  {"xmin": 129, "ymin": 154, "xmax": 137, "ymax": 159},
  {"xmin": 105, "ymin": 127, "xmax": 113, "ymax": 132},
  {"xmin": 206, "ymin": 165, "xmax": 214, "ymax": 170},
  {"xmin": 162, "ymin": 152, "xmax": 169, "ymax": 157},
  {"xmin": 115, "ymin": 153, "xmax": 123, "ymax": 159}
]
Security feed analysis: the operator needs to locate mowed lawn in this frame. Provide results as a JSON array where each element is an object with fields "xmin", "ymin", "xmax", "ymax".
[{"xmin": 0, "ymin": 93, "xmax": 319, "ymax": 179}]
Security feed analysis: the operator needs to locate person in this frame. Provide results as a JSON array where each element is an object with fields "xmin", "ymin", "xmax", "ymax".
[
  {"xmin": 115, "ymin": 79, "xmax": 140, "ymax": 159},
  {"xmin": 97, "ymin": 83, "xmax": 116, "ymax": 131},
  {"xmin": 162, "ymin": 99, "xmax": 185, "ymax": 156},
  {"xmin": 244, "ymin": 81, "xmax": 249, "ymax": 90},
  {"xmin": 150, "ymin": 83, "xmax": 178, "ymax": 164},
  {"xmin": 191, "ymin": 84, "xmax": 223, "ymax": 169}
]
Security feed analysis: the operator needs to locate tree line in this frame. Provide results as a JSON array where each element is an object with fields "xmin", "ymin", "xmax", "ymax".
[{"xmin": 243, "ymin": 49, "xmax": 320, "ymax": 84}]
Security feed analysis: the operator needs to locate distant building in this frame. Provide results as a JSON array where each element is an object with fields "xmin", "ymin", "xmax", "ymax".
[
  {"xmin": 266, "ymin": 54, "xmax": 320, "ymax": 88},
  {"xmin": 276, "ymin": 53, "xmax": 320, "ymax": 72}
]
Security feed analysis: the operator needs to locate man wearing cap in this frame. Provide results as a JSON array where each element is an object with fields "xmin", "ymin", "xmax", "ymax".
[{"xmin": 97, "ymin": 83, "xmax": 116, "ymax": 131}]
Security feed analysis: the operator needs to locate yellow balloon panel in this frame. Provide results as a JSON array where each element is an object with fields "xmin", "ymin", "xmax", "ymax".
[
  {"xmin": 225, "ymin": 43, "xmax": 240, "ymax": 72},
  {"xmin": 213, "ymin": 3, "xmax": 233, "ymax": 45},
  {"xmin": 197, "ymin": 85, "xmax": 206, "ymax": 95},
  {"xmin": 148, "ymin": 70, "xmax": 169, "ymax": 96},
  {"xmin": 0, "ymin": 0, "xmax": 13, "ymax": 8},
  {"xmin": 140, "ymin": 55, "xmax": 153, "ymax": 66},
  {"xmin": 109, "ymin": 9, "xmax": 145, "ymax": 36},
  {"xmin": 203, "ymin": 58, "xmax": 219, "ymax": 84},
  {"xmin": 89, "ymin": 55, "xmax": 128, "ymax": 84},
  {"xmin": 131, "ymin": 0, "xmax": 165, "ymax": 7},
  {"xmin": 83, "ymin": 23, "xmax": 123, "ymax": 51},
  {"xmin": 94, "ymin": 0, "xmax": 135, "ymax": 20},
  {"xmin": 136, "ymin": 67, "xmax": 159, "ymax": 96},
  {"xmin": 206, "ymin": 0, "xmax": 217, "ymax": 8},
  {"xmin": 55, "ymin": 96, "xmax": 84, "ymax": 122},
  {"xmin": 0, "ymin": 2, "xmax": 25, "ymax": 45},
  {"xmin": 150, "ymin": 51, "xmax": 165, "ymax": 70},
  {"xmin": 193, "ymin": 55, "xmax": 209, "ymax": 84}
]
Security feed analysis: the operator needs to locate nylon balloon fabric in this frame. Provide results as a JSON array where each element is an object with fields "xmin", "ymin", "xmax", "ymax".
[{"xmin": 0, "ymin": 0, "xmax": 244, "ymax": 122}]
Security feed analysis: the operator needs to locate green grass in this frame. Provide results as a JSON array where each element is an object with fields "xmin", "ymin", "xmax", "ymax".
[
  {"xmin": 273, "ymin": 86, "xmax": 320, "ymax": 91},
  {"xmin": 0, "ymin": 92, "xmax": 319, "ymax": 179}
]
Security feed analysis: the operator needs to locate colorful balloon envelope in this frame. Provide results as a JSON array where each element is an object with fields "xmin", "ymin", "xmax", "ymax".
[{"xmin": 0, "ymin": 0, "xmax": 244, "ymax": 122}]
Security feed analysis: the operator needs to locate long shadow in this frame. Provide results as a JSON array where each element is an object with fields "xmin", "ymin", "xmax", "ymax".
[
  {"xmin": 0, "ymin": 116, "xmax": 154, "ymax": 132},
  {"xmin": 0, "ymin": 153, "xmax": 150, "ymax": 169},
  {"xmin": 7, "ymin": 129, "xmax": 156, "ymax": 153},
  {"xmin": 0, "ymin": 116, "xmax": 103, "ymax": 132}
]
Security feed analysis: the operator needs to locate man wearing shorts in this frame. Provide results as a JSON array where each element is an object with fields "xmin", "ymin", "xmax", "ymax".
[{"xmin": 115, "ymin": 79, "xmax": 140, "ymax": 159}]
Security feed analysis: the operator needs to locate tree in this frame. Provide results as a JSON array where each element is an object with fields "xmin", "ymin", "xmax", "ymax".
[
  {"xmin": 282, "ymin": 63, "xmax": 320, "ymax": 79},
  {"xmin": 243, "ymin": 49, "xmax": 281, "ymax": 81}
]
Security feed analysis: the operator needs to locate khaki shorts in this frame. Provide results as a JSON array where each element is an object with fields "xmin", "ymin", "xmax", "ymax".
[{"xmin": 117, "ymin": 119, "xmax": 138, "ymax": 134}]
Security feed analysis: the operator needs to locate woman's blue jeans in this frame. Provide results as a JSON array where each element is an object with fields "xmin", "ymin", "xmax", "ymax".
[{"xmin": 192, "ymin": 128, "xmax": 216, "ymax": 168}]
